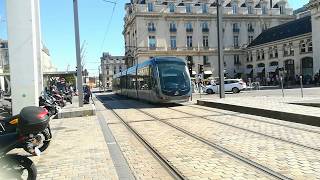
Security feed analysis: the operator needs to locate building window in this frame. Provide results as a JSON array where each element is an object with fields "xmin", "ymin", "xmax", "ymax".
[
  {"xmin": 233, "ymin": 23, "xmax": 239, "ymax": 33},
  {"xmin": 186, "ymin": 22, "xmax": 193, "ymax": 32},
  {"xmin": 203, "ymin": 56, "xmax": 210, "ymax": 66},
  {"xmin": 234, "ymin": 55, "xmax": 240, "ymax": 65},
  {"xmin": 262, "ymin": 23, "xmax": 268, "ymax": 31},
  {"xmin": 261, "ymin": 49, "xmax": 265, "ymax": 59},
  {"xmin": 187, "ymin": 36, "xmax": 192, "ymax": 48},
  {"xmin": 169, "ymin": 22, "xmax": 177, "ymax": 32},
  {"xmin": 289, "ymin": 43, "xmax": 294, "ymax": 56},
  {"xmin": 232, "ymin": 4, "xmax": 238, "ymax": 14},
  {"xmin": 300, "ymin": 40, "xmax": 306, "ymax": 53},
  {"xmin": 280, "ymin": 6, "xmax": 284, "ymax": 15},
  {"xmin": 274, "ymin": 46, "xmax": 278, "ymax": 58},
  {"xmin": 308, "ymin": 40, "xmax": 313, "ymax": 52},
  {"xmin": 248, "ymin": 35, "xmax": 253, "ymax": 44},
  {"xmin": 257, "ymin": 50, "xmax": 261, "ymax": 60},
  {"xmin": 248, "ymin": 23, "xmax": 254, "ymax": 33},
  {"xmin": 147, "ymin": 2, "xmax": 154, "ymax": 12},
  {"xmin": 202, "ymin": 22, "xmax": 209, "ymax": 32},
  {"xmin": 170, "ymin": 36, "xmax": 177, "ymax": 49},
  {"xmin": 202, "ymin": 4, "xmax": 208, "ymax": 13},
  {"xmin": 148, "ymin": 36, "xmax": 156, "ymax": 49},
  {"xmin": 148, "ymin": 22, "xmax": 156, "ymax": 32},
  {"xmin": 186, "ymin": 4, "xmax": 192, "ymax": 13},
  {"xmin": 269, "ymin": 47, "xmax": 273, "ymax": 58},
  {"xmin": 233, "ymin": 36, "xmax": 239, "ymax": 48},
  {"xmin": 262, "ymin": 5, "xmax": 267, "ymax": 15},
  {"xmin": 114, "ymin": 67, "xmax": 117, "ymax": 74},
  {"xmin": 248, "ymin": 6, "xmax": 253, "ymax": 14},
  {"xmin": 168, "ymin": 3, "xmax": 175, "ymax": 12},
  {"xmin": 119, "ymin": 66, "xmax": 122, "ymax": 72},
  {"xmin": 203, "ymin": 36, "xmax": 209, "ymax": 48}
]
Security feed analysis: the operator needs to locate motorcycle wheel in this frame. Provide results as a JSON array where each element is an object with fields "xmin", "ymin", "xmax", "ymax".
[
  {"xmin": 0, "ymin": 154, "xmax": 37, "ymax": 180},
  {"xmin": 23, "ymin": 128, "xmax": 51, "ymax": 154}
]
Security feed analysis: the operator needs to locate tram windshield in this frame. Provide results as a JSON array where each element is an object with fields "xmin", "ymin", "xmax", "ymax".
[{"xmin": 157, "ymin": 61, "xmax": 191, "ymax": 96}]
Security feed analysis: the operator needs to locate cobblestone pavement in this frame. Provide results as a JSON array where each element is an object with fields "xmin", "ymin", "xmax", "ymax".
[
  {"xmin": 137, "ymin": 104, "xmax": 320, "ymax": 179},
  {"xmin": 104, "ymin": 100, "xmax": 275, "ymax": 179},
  {"xmin": 29, "ymin": 116, "xmax": 119, "ymax": 180},
  {"xmin": 170, "ymin": 105, "xmax": 320, "ymax": 150},
  {"xmin": 94, "ymin": 98, "xmax": 174, "ymax": 180}
]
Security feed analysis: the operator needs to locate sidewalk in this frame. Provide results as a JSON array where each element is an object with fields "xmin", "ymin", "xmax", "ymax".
[
  {"xmin": 30, "ymin": 115, "xmax": 119, "ymax": 180},
  {"xmin": 197, "ymin": 97, "xmax": 320, "ymax": 127}
]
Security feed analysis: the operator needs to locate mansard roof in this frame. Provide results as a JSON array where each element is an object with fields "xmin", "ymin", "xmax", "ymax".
[{"xmin": 248, "ymin": 15, "xmax": 312, "ymax": 48}]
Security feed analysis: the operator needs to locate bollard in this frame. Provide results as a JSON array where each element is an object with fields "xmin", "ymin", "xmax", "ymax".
[
  {"xmin": 300, "ymin": 75, "xmax": 304, "ymax": 98},
  {"xmin": 280, "ymin": 76, "xmax": 284, "ymax": 97},
  {"xmin": 248, "ymin": 78, "xmax": 252, "ymax": 91}
]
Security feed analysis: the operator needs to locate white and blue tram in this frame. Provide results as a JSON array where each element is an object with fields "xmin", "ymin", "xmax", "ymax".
[{"xmin": 112, "ymin": 57, "xmax": 191, "ymax": 103}]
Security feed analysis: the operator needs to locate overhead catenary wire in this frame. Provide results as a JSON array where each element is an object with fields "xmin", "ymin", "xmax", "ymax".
[{"xmin": 99, "ymin": 0, "xmax": 117, "ymax": 53}]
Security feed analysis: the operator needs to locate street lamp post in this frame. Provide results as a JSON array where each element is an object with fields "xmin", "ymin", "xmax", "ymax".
[
  {"xmin": 73, "ymin": 0, "xmax": 84, "ymax": 107},
  {"xmin": 217, "ymin": 0, "xmax": 225, "ymax": 98}
]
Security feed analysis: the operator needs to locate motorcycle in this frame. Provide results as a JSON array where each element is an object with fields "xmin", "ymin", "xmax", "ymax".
[
  {"xmin": 0, "ymin": 106, "xmax": 52, "ymax": 154},
  {"xmin": 51, "ymin": 90, "xmax": 65, "ymax": 107},
  {"xmin": 39, "ymin": 92, "xmax": 60, "ymax": 117},
  {"xmin": 63, "ymin": 90, "xmax": 73, "ymax": 104},
  {"xmin": 0, "ymin": 106, "xmax": 50, "ymax": 180}
]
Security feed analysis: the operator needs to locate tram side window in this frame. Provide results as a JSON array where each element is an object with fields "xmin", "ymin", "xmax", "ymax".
[{"xmin": 138, "ymin": 66, "xmax": 151, "ymax": 90}]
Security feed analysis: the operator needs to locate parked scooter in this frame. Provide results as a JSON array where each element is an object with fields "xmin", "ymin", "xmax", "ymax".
[
  {"xmin": 39, "ymin": 92, "xmax": 60, "ymax": 116},
  {"xmin": 0, "ymin": 106, "xmax": 50, "ymax": 180},
  {"xmin": 0, "ymin": 106, "xmax": 52, "ymax": 154}
]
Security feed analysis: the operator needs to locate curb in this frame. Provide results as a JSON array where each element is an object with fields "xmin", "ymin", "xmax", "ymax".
[
  {"xmin": 197, "ymin": 100, "xmax": 320, "ymax": 127},
  {"xmin": 55, "ymin": 104, "xmax": 96, "ymax": 119}
]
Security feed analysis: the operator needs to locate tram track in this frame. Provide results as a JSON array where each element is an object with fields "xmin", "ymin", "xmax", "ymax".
[
  {"xmin": 102, "ymin": 102, "xmax": 186, "ymax": 180},
  {"xmin": 166, "ymin": 107, "xmax": 320, "ymax": 152},
  {"xmin": 188, "ymin": 104, "xmax": 320, "ymax": 135},
  {"xmin": 114, "ymin": 100, "xmax": 291, "ymax": 180}
]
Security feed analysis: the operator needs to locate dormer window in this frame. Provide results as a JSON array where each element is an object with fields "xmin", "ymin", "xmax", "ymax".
[
  {"xmin": 262, "ymin": 5, "xmax": 267, "ymax": 15},
  {"xmin": 280, "ymin": 5, "xmax": 284, "ymax": 14},
  {"xmin": 186, "ymin": 4, "xmax": 192, "ymax": 13},
  {"xmin": 147, "ymin": 2, "xmax": 154, "ymax": 12},
  {"xmin": 248, "ymin": 5, "xmax": 253, "ymax": 14},
  {"xmin": 168, "ymin": 3, "xmax": 175, "ymax": 12},
  {"xmin": 232, "ymin": 4, "xmax": 238, "ymax": 14},
  {"xmin": 202, "ymin": 3, "xmax": 208, "ymax": 13}
]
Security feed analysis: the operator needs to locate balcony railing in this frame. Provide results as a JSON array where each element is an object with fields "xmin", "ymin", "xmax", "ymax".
[
  {"xmin": 169, "ymin": 28, "xmax": 177, "ymax": 32},
  {"xmin": 186, "ymin": 28, "xmax": 193, "ymax": 33},
  {"xmin": 233, "ymin": 28, "xmax": 240, "ymax": 33},
  {"xmin": 202, "ymin": 28, "xmax": 209, "ymax": 33},
  {"xmin": 248, "ymin": 28, "xmax": 254, "ymax": 33},
  {"xmin": 148, "ymin": 28, "xmax": 156, "ymax": 32}
]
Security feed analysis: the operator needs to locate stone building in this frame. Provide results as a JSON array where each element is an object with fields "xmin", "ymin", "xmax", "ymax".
[
  {"xmin": 245, "ymin": 15, "xmax": 314, "ymax": 85},
  {"xmin": 308, "ymin": 0, "xmax": 320, "ymax": 76},
  {"xmin": 123, "ymin": 0, "xmax": 294, "ymax": 78},
  {"xmin": 100, "ymin": 53, "xmax": 126, "ymax": 88}
]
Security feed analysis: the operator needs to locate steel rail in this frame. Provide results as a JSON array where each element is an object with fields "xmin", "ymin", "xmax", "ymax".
[{"xmin": 102, "ymin": 101, "xmax": 186, "ymax": 180}]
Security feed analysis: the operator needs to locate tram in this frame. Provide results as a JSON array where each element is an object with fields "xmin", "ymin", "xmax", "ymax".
[{"xmin": 112, "ymin": 57, "xmax": 191, "ymax": 103}]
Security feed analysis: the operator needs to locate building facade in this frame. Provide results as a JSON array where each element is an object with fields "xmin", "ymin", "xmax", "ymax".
[
  {"xmin": 100, "ymin": 53, "xmax": 126, "ymax": 88},
  {"xmin": 309, "ymin": 0, "xmax": 320, "ymax": 76},
  {"xmin": 245, "ymin": 16, "xmax": 314, "ymax": 85},
  {"xmin": 123, "ymin": 0, "xmax": 294, "ymax": 78}
]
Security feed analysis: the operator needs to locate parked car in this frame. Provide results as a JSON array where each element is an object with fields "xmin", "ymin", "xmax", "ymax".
[{"xmin": 203, "ymin": 79, "xmax": 247, "ymax": 94}]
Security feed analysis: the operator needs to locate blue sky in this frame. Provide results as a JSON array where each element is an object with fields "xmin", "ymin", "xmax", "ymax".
[{"xmin": 0, "ymin": 0, "xmax": 310, "ymax": 76}]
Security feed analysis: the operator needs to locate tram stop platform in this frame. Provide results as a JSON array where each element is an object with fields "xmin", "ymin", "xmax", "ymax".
[
  {"xmin": 197, "ymin": 97, "xmax": 320, "ymax": 127},
  {"xmin": 55, "ymin": 96, "xmax": 95, "ymax": 119}
]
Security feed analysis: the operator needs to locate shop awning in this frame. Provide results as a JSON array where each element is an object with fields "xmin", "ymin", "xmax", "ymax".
[
  {"xmin": 204, "ymin": 71, "xmax": 212, "ymax": 75},
  {"xmin": 255, "ymin": 67, "xmax": 265, "ymax": 73},
  {"xmin": 267, "ymin": 66, "xmax": 278, "ymax": 73},
  {"xmin": 245, "ymin": 68, "xmax": 253, "ymax": 74}
]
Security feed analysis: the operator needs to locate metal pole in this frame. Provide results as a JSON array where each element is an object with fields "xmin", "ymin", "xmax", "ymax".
[
  {"xmin": 217, "ymin": 0, "xmax": 225, "ymax": 98},
  {"xmin": 73, "ymin": 0, "xmax": 84, "ymax": 107},
  {"xmin": 300, "ymin": 75, "xmax": 303, "ymax": 98},
  {"xmin": 280, "ymin": 76, "xmax": 284, "ymax": 97}
]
